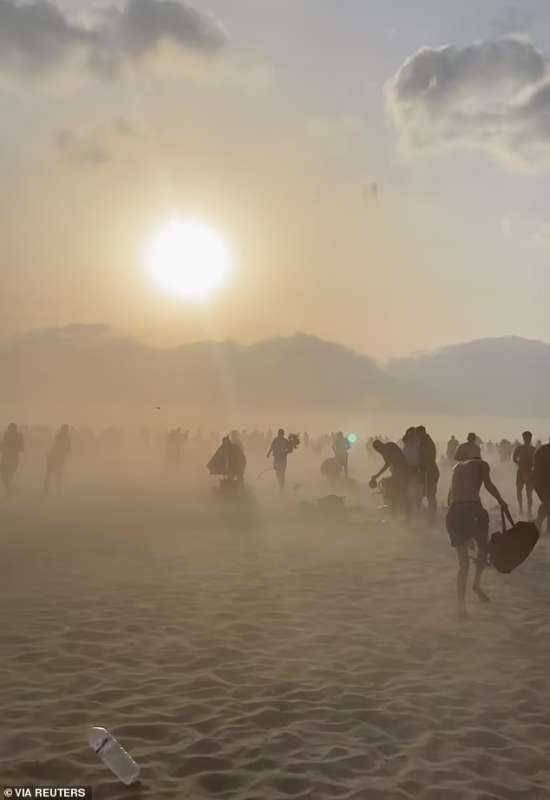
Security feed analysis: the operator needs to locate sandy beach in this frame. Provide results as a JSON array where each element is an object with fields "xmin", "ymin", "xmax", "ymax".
[
  {"xmin": 3, "ymin": 0, "xmax": 550, "ymax": 795},
  {"xmin": 2, "ymin": 458, "xmax": 550, "ymax": 800}
]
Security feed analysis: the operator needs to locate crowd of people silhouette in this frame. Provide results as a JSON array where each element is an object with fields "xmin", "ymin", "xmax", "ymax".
[
  {"xmin": 2, "ymin": 423, "xmax": 549, "ymax": 521},
  {"xmin": 2, "ymin": 421, "xmax": 549, "ymax": 616}
]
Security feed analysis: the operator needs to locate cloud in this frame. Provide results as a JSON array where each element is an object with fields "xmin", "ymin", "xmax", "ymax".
[
  {"xmin": 118, "ymin": 0, "xmax": 224, "ymax": 57},
  {"xmin": 0, "ymin": 0, "xmax": 226, "ymax": 79},
  {"xmin": 0, "ymin": 0, "xmax": 88, "ymax": 73},
  {"xmin": 386, "ymin": 36, "xmax": 550, "ymax": 170}
]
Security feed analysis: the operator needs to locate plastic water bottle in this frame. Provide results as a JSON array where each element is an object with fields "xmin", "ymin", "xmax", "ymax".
[{"xmin": 88, "ymin": 726, "xmax": 140, "ymax": 785}]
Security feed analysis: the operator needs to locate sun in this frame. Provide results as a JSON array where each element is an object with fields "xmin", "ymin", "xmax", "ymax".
[{"xmin": 145, "ymin": 218, "xmax": 232, "ymax": 301}]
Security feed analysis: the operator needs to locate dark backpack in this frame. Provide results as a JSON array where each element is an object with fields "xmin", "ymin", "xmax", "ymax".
[{"xmin": 489, "ymin": 511, "xmax": 539, "ymax": 574}]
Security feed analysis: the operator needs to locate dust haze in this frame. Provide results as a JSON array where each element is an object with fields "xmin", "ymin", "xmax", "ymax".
[
  {"xmin": 3, "ymin": 1, "xmax": 550, "ymax": 798},
  {"xmin": 3, "ymin": 414, "xmax": 550, "ymax": 797}
]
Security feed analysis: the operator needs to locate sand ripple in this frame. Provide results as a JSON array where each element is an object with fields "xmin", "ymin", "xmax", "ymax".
[{"xmin": 2, "ymin": 495, "xmax": 550, "ymax": 798}]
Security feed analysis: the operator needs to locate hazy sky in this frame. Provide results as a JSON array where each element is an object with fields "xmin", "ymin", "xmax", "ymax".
[{"xmin": 1, "ymin": 0, "xmax": 549, "ymax": 358}]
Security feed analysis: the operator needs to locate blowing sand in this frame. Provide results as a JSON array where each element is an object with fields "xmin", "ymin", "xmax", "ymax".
[{"xmin": 2, "ymin": 470, "xmax": 550, "ymax": 799}]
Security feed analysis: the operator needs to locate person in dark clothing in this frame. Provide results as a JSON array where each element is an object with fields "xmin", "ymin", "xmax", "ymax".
[
  {"xmin": 370, "ymin": 439, "xmax": 412, "ymax": 519},
  {"xmin": 44, "ymin": 424, "xmax": 71, "ymax": 493},
  {"xmin": 207, "ymin": 436, "xmax": 246, "ymax": 485},
  {"xmin": 332, "ymin": 432, "xmax": 351, "ymax": 477},
  {"xmin": 402, "ymin": 427, "xmax": 423, "ymax": 511},
  {"xmin": 417, "ymin": 425, "xmax": 439, "ymax": 525},
  {"xmin": 230, "ymin": 430, "xmax": 247, "ymax": 482},
  {"xmin": 1, "ymin": 423, "xmax": 24, "ymax": 496},
  {"xmin": 513, "ymin": 431, "xmax": 536, "ymax": 518},
  {"xmin": 267, "ymin": 429, "xmax": 293, "ymax": 492}
]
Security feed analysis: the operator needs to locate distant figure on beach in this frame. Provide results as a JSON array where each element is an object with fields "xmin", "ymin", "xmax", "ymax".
[
  {"xmin": 332, "ymin": 432, "xmax": 351, "ymax": 477},
  {"xmin": 207, "ymin": 435, "xmax": 246, "ymax": 485},
  {"xmin": 513, "ymin": 431, "xmax": 535, "ymax": 518},
  {"xmin": 370, "ymin": 439, "xmax": 412, "ymax": 520},
  {"xmin": 447, "ymin": 436, "xmax": 459, "ymax": 462},
  {"xmin": 533, "ymin": 442, "xmax": 550, "ymax": 533},
  {"xmin": 230, "ymin": 429, "xmax": 244, "ymax": 454},
  {"xmin": 455, "ymin": 433, "xmax": 481, "ymax": 462},
  {"xmin": 447, "ymin": 456, "xmax": 512, "ymax": 619},
  {"xmin": 365, "ymin": 437, "xmax": 375, "ymax": 460},
  {"xmin": 402, "ymin": 427, "xmax": 422, "ymax": 510},
  {"xmin": 402, "ymin": 427, "xmax": 420, "ymax": 468},
  {"xmin": 44, "ymin": 424, "xmax": 71, "ymax": 493},
  {"xmin": 0, "ymin": 423, "xmax": 24, "ymax": 496},
  {"xmin": 166, "ymin": 428, "xmax": 187, "ymax": 471},
  {"xmin": 267, "ymin": 429, "xmax": 297, "ymax": 492},
  {"xmin": 417, "ymin": 425, "xmax": 439, "ymax": 525},
  {"xmin": 498, "ymin": 439, "xmax": 513, "ymax": 463}
]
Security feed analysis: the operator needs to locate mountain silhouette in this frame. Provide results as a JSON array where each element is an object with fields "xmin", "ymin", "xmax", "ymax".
[
  {"xmin": 1, "ymin": 327, "xmax": 549, "ymax": 420},
  {"xmin": 0, "ymin": 326, "xmax": 397, "ymax": 419},
  {"xmin": 390, "ymin": 336, "xmax": 550, "ymax": 417}
]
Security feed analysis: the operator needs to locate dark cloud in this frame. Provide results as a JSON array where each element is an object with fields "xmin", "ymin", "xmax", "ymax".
[
  {"xmin": 119, "ymin": 0, "xmax": 225, "ymax": 58},
  {"xmin": 386, "ymin": 36, "xmax": 550, "ymax": 169},
  {"xmin": 0, "ymin": 0, "xmax": 88, "ymax": 73},
  {"xmin": 0, "ymin": 0, "xmax": 226, "ymax": 78}
]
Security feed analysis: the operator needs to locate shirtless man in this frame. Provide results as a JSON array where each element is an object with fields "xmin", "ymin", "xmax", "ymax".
[
  {"xmin": 513, "ymin": 431, "xmax": 536, "ymax": 518},
  {"xmin": 446, "ymin": 457, "xmax": 512, "ymax": 619},
  {"xmin": 533, "ymin": 442, "xmax": 550, "ymax": 534},
  {"xmin": 455, "ymin": 432, "xmax": 481, "ymax": 462}
]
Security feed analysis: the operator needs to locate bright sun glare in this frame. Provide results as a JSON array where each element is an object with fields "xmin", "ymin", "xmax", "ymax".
[{"xmin": 146, "ymin": 219, "xmax": 232, "ymax": 301}]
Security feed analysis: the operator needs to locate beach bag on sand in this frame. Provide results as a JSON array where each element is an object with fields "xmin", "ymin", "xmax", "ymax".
[
  {"xmin": 321, "ymin": 457, "xmax": 342, "ymax": 479},
  {"xmin": 489, "ymin": 511, "xmax": 539, "ymax": 574},
  {"xmin": 317, "ymin": 495, "xmax": 346, "ymax": 519}
]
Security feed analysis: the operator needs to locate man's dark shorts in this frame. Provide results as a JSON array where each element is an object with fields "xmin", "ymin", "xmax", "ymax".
[
  {"xmin": 446, "ymin": 502, "xmax": 489, "ymax": 549},
  {"xmin": 516, "ymin": 470, "xmax": 533, "ymax": 491}
]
